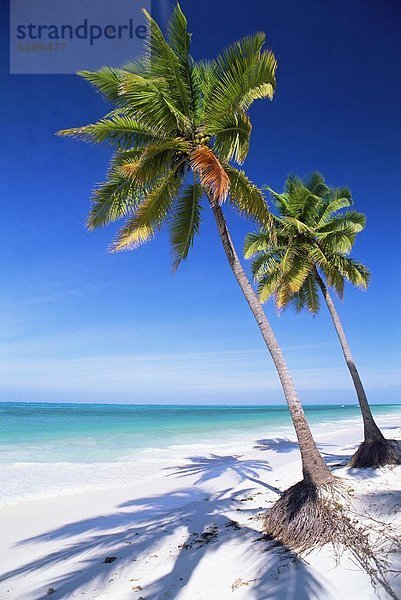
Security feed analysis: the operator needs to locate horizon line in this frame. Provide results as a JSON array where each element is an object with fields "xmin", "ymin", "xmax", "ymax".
[{"xmin": 1, "ymin": 400, "xmax": 400, "ymax": 408}]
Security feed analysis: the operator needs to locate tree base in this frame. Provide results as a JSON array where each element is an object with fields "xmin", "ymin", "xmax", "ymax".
[
  {"xmin": 348, "ymin": 438, "xmax": 401, "ymax": 469},
  {"xmin": 264, "ymin": 479, "xmax": 341, "ymax": 553},
  {"xmin": 264, "ymin": 478, "xmax": 399, "ymax": 599}
]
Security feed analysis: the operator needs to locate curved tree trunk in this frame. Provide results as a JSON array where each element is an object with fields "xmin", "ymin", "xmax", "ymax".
[
  {"xmin": 314, "ymin": 270, "xmax": 384, "ymax": 443},
  {"xmin": 209, "ymin": 200, "xmax": 333, "ymax": 485}
]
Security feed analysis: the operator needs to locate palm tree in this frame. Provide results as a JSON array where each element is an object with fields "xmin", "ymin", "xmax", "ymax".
[
  {"xmin": 245, "ymin": 172, "xmax": 401, "ymax": 468},
  {"xmin": 58, "ymin": 5, "xmax": 336, "ymax": 549}
]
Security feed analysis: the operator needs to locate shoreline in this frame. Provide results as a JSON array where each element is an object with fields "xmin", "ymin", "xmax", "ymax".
[
  {"xmin": 1, "ymin": 407, "xmax": 401, "ymax": 508},
  {"xmin": 2, "ymin": 407, "xmax": 401, "ymax": 508},
  {"xmin": 0, "ymin": 413, "xmax": 400, "ymax": 599}
]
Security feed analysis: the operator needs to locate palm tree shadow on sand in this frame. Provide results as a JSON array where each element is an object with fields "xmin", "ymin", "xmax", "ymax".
[
  {"xmin": 164, "ymin": 453, "xmax": 282, "ymax": 494},
  {"xmin": 251, "ymin": 542, "xmax": 326, "ymax": 600},
  {"xmin": 0, "ymin": 485, "xmax": 329, "ymax": 600},
  {"xmin": 254, "ymin": 438, "xmax": 299, "ymax": 453},
  {"xmin": 254, "ymin": 437, "xmax": 358, "ymax": 470}
]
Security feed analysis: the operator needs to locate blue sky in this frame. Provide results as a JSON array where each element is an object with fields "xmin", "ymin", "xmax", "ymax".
[{"xmin": 0, "ymin": 0, "xmax": 400, "ymax": 404}]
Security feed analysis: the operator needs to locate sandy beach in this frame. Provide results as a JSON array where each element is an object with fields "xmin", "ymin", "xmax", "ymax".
[{"xmin": 0, "ymin": 412, "xmax": 400, "ymax": 600}]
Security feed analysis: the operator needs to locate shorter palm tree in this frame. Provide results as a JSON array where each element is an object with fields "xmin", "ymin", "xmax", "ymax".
[{"xmin": 245, "ymin": 172, "xmax": 401, "ymax": 468}]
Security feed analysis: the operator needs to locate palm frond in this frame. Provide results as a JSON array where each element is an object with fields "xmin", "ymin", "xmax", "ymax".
[
  {"xmin": 289, "ymin": 289, "xmax": 308, "ymax": 313},
  {"xmin": 120, "ymin": 138, "xmax": 190, "ymax": 183},
  {"xmin": 111, "ymin": 171, "xmax": 181, "ymax": 251},
  {"xmin": 289, "ymin": 276, "xmax": 320, "ymax": 314},
  {"xmin": 303, "ymin": 172, "xmax": 328, "ymax": 196},
  {"xmin": 170, "ymin": 182, "xmax": 203, "ymax": 270},
  {"xmin": 226, "ymin": 166, "xmax": 271, "ymax": 225},
  {"xmin": 258, "ymin": 266, "xmax": 284, "ymax": 303},
  {"xmin": 190, "ymin": 145, "xmax": 230, "ymax": 202},
  {"xmin": 310, "ymin": 245, "xmax": 345, "ymax": 298},
  {"xmin": 244, "ymin": 230, "xmax": 271, "ymax": 258},
  {"xmin": 251, "ymin": 251, "xmax": 281, "ymax": 280},
  {"xmin": 281, "ymin": 243, "xmax": 313, "ymax": 293},
  {"xmin": 167, "ymin": 4, "xmax": 196, "ymax": 120},
  {"xmin": 121, "ymin": 81, "xmax": 192, "ymax": 135},
  {"xmin": 281, "ymin": 215, "xmax": 312, "ymax": 235},
  {"xmin": 318, "ymin": 210, "xmax": 366, "ymax": 234},
  {"xmin": 210, "ymin": 110, "xmax": 251, "ymax": 164},
  {"xmin": 316, "ymin": 196, "xmax": 352, "ymax": 226},
  {"xmin": 117, "ymin": 71, "xmax": 161, "ymax": 95},
  {"xmin": 265, "ymin": 187, "xmax": 290, "ymax": 216},
  {"xmin": 275, "ymin": 282, "xmax": 296, "ymax": 310},
  {"xmin": 302, "ymin": 275, "xmax": 320, "ymax": 313},
  {"xmin": 123, "ymin": 55, "xmax": 150, "ymax": 76},
  {"xmin": 87, "ymin": 150, "xmax": 145, "ymax": 229},
  {"xmin": 214, "ymin": 32, "xmax": 267, "ymax": 73},
  {"xmin": 57, "ymin": 114, "xmax": 159, "ymax": 148},
  {"xmin": 168, "ymin": 4, "xmax": 191, "ymax": 60},
  {"xmin": 205, "ymin": 34, "xmax": 277, "ymax": 123},
  {"xmin": 192, "ymin": 60, "xmax": 218, "ymax": 125},
  {"xmin": 142, "ymin": 8, "xmax": 192, "ymax": 119},
  {"xmin": 329, "ymin": 186, "xmax": 353, "ymax": 204},
  {"xmin": 77, "ymin": 67, "xmax": 124, "ymax": 102},
  {"xmin": 317, "ymin": 229, "xmax": 357, "ymax": 254},
  {"xmin": 284, "ymin": 174, "xmax": 302, "ymax": 195},
  {"xmin": 329, "ymin": 255, "xmax": 370, "ymax": 289}
]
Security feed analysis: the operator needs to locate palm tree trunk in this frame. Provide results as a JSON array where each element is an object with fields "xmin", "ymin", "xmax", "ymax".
[
  {"xmin": 314, "ymin": 270, "xmax": 383, "ymax": 442},
  {"xmin": 209, "ymin": 199, "xmax": 333, "ymax": 485}
]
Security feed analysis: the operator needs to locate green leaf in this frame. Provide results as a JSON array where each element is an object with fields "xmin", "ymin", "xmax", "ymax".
[
  {"xmin": 210, "ymin": 110, "xmax": 251, "ymax": 164},
  {"xmin": 87, "ymin": 150, "xmax": 145, "ymax": 229},
  {"xmin": 121, "ymin": 82, "xmax": 192, "ymax": 135},
  {"xmin": 226, "ymin": 166, "xmax": 271, "ymax": 226},
  {"xmin": 121, "ymin": 138, "xmax": 190, "ymax": 184},
  {"xmin": 142, "ymin": 8, "xmax": 192, "ymax": 119},
  {"xmin": 111, "ymin": 171, "xmax": 181, "ymax": 251},
  {"xmin": 289, "ymin": 276, "xmax": 320, "ymax": 314},
  {"xmin": 244, "ymin": 230, "xmax": 272, "ymax": 258},
  {"xmin": 257, "ymin": 267, "xmax": 283, "ymax": 303},
  {"xmin": 168, "ymin": 4, "xmax": 191, "ymax": 62},
  {"xmin": 303, "ymin": 275, "xmax": 320, "ymax": 313},
  {"xmin": 77, "ymin": 67, "xmax": 124, "ymax": 102},
  {"xmin": 57, "ymin": 114, "xmax": 159, "ymax": 148},
  {"xmin": 316, "ymin": 196, "xmax": 352, "ymax": 226},
  {"xmin": 329, "ymin": 255, "xmax": 370, "ymax": 289},
  {"xmin": 251, "ymin": 251, "xmax": 281, "ymax": 280},
  {"xmin": 170, "ymin": 182, "xmax": 203, "ymax": 270},
  {"xmin": 204, "ymin": 34, "xmax": 277, "ymax": 125}
]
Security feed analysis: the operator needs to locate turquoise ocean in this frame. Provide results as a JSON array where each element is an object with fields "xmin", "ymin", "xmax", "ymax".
[{"xmin": 1, "ymin": 402, "xmax": 400, "ymax": 506}]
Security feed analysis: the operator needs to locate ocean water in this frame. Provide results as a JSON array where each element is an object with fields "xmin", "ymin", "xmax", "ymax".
[{"xmin": 1, "ymin": 402, "xmax": 400, "ymax": 506}]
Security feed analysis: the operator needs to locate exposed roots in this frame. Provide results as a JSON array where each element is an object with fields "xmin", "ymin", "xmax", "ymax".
[
  {"xmin": 264, "ymin": 480, "xmax": 337, "ymax": 553},
  {"xmin": 349, "ymin": 439, "xmax": 401, "ymax": 469},
  {"xmin": 264, "ymin": 479, "xmax": 400, "ymax": 599}
]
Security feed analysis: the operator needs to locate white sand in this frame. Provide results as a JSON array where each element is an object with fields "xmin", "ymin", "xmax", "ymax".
[{"xmin": 0, "ymin": 415, "xmax": 400, "ymax": 600}]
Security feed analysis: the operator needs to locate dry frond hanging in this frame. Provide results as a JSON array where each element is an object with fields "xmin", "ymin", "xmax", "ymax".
[{"xmin": 190, "ymin": 146, "xmax": 230, "ymax": 202}]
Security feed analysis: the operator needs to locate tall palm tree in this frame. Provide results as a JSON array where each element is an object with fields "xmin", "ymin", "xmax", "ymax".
[
  {"xmin": 245, "ymin": 172, "xmax": 401, "ymax": 468},
  {"xmin": 58, "ymin": 5, "xmax": 336, "ymax": 548}
]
